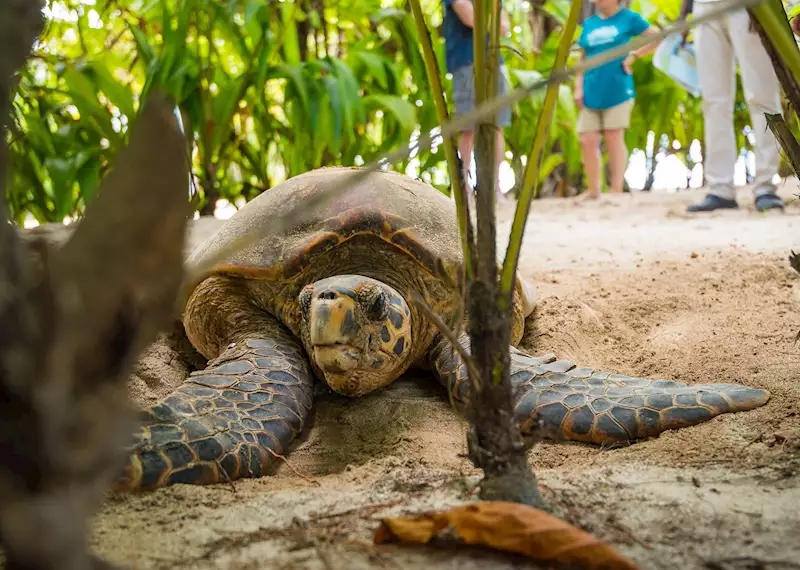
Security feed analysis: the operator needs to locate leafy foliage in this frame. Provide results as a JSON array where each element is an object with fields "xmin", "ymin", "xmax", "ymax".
[{"xmin": 6, "ymin": 0, "xmax": 775, "ymax": 223}]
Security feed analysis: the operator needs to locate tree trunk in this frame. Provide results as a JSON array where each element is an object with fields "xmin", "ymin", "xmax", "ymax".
[
  {"xmin": 0, "ymin": 5, "xmax": 192, "ymax": 563},
  {"xmin": 316, "ymin": 0, "xmax": 328, "ymax": 58},
  {"xmin": 766, "ymin": 113, "xmax": 800, "ymax": 175},
  {"xmin": 199, "ymin": 162, "xmax": 219, "ymax": 216},
  {"xmin": 528, "ymin": 0, "xmax": 546, "ymax": 53},
  {"xmin": 467, "ymin": 41, "xmax": 543, "ymax": 505},
  {"xmin": 297, "ymin": 0, "xmax": 309, "ymax": 61}
]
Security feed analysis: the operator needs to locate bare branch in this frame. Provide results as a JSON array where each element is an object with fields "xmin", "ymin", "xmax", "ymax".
[{"xmin": 408, "ymin": 290, "xmax": 480, "ymax": 382}]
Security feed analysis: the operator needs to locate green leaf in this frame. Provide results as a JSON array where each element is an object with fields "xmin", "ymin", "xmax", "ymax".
[
  {"xmin": 281, "ymin": 1, "xmax": 301, "ymax": 66},
  {"xmin": 352, "ymin": 51, "xmax": 389, "ymax": 90},
  {"xmin": 43, "ymin": 155, "xmax": 74, "ymax": 219},
  {"xmin": 331, "ymin": 57, "xmax": 365, "ymax": 129},
  {"xmin": 90, "ymin": 63, "xmax": 135, "ymax": 118},
  {"xmin": 63, "ymin": 67, "xmax": 97, "ymax": 108},
  {"xmin": 543, "ymin": 0, "xmax": 572, "ymax": 24},
  {"xmin": 245, "ymin": 0, "xmax": 265, "ymax": 23},
  {"xmin": 273, "ymin": 63, "xmax": 310, "ymax": 117},
  {"xmin": 128, "ymin": 22, "xmax": 156, "ymax": 67},
  {"xmin": 362, "ymin": 94, "xmax": 417, "ymax": 132},
  {"xmin": 76, "ymin": 151, "xmax": 102, "ymax": 204},
  {"xmin": 539, "ymin": 153, "xmax": 565, "ymax": 183},
  {"xmin": 322, "ymin": 74, "xmax": 343, "ymax": 153},
  {"xmin": 211, "ymin": 74, "xmax": 247, "ymax": 151},
  {"xmin": 63, "ymin": 68, "xmax": 119, "ymax": 143}
]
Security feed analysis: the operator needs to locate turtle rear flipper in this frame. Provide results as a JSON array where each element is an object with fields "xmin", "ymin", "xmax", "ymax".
[
  {"xmin": 428, "ymin": 334, "xmax": 770, "ymax": 445},
  {"xmin": 113, "ymin": 316, "xmax": 314, "ymax": 491}
]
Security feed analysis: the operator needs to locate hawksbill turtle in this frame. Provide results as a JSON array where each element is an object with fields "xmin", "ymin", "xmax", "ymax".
[{"xmin": 113, "ymin": 167, "xmax": 770, "ymax": 490}]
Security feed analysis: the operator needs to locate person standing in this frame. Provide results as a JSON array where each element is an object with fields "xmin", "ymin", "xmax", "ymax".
[
  {"xmin": 679, "ymin": 0, "xmax": 786, "ymax": 212},
  {"xmin": 574, "ymin": 0, "xmax": 660, "ymax": 201},
  {"xmin": 443, "ymin": 0, "xmax": 511, "ymax": 202}
]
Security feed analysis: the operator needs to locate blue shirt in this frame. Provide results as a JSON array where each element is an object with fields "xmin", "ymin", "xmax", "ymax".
[
  {"xmin": 442, "ymin": 0, "xmax": 504, "ymax": 72},
  {"xmin": 578, "ymin": 8, "xmax": 650, "ymax": 110}
]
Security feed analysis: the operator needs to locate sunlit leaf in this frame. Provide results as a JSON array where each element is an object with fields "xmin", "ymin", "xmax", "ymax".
[
  {"xmin": 362, "ymin": 94, "xmax": 417, "ymax": 132},
  {"xmin": 281, "ymin": 0, "xmax": 301, "ymax": 66},
  {"xmin": 90, "ymin": 63, "xmax": 136, "ymax": 119}
]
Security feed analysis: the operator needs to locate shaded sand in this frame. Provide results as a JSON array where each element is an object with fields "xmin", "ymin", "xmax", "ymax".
[{"xmin": 74, "ymin": 182, "xmax": 800, "ymax": 569}]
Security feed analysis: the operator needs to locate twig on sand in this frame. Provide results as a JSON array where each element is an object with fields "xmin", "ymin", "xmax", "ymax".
[
  {"xmin": 614, "ymin": 521, "xmax": 652, "ymax": 550},
  {"xmin": 312, "ymin": 500, "xmax": 404, "ymax": 521},
  {"xmin": 340, "ymin": 538, "xmax": 403, "ymax": 569},
  {"xmin": 265, "ymin": 447, "xmax": 320, "ymax": 486},
  {"xmin": 408, "ymin": 290, "xmax": 480, "ymax": 382},
  {"xmin": 705, "ymin": 556, "xmax": 800, "ymax": 569},
  {"xmin": 738, "ymin": 432, "xmax": 765, "ymax": 453},
  {"xmin": 215, "ymin": 459, "xmax": 237, "ymax": 493}
]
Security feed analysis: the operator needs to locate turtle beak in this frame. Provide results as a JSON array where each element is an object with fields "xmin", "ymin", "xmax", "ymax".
[
  {"xmin": 307, "ymin": 287, "xmax": 365, "ymax": 377},
  {"xmin": 313, "ymin": 345, "xmax": 361, "ymax": 374}
]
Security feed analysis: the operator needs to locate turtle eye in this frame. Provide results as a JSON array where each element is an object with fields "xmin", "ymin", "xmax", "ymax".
[
  {"xmin": 298, "ymin": 285, "xmax": 314, "ymax": 318},
  {"xmin": 359, "ymin": 286, "xmax": 389, "ymax": 322}
]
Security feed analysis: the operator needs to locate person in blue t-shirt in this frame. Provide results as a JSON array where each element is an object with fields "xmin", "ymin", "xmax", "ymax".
[
  {"xmin": 574, "ymin": 0, "xmax": 659, "ymax": 201},
  {"xmin": 443, "ymin": 0, "xmax": 511, "ymax": 202}
]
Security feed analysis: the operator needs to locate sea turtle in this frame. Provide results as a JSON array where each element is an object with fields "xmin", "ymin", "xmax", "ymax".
[{"xmin": 112, "ymin": 166, "xmax": 770, "ymax": 491}]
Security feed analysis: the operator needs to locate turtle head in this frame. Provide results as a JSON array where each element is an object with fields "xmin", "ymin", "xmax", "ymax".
[{"xmin": 298, "ymin": 275, "xmax": 413, "ymax": 396}]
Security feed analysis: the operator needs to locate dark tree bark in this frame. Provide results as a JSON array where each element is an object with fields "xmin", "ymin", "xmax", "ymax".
[
  {"xmin": 0, "ymin": 2, "xmax": 192, "ymax": 567},
  {"xmin": 465, "ymin": 13, "xmax": 543, "ymax": 506},
  {"xmin": 766, "ymin": 113, "xmax": 800, "ymax": 174},
  {"xmin": 297, "ymin": 0, "xmax": 310, "ymax": 61},
  {"xmin": 198, "ymin": 162, "xmax": 219, "ymax": 216}
]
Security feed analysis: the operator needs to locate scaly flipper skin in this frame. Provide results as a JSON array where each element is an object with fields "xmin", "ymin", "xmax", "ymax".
[
  {"xmin": 112, "ymin": 317, "xmax": 314, "ymax": 491},
  {"xmin": 429, "ymin": 334, "xmax": 771, "ymax": 445}
]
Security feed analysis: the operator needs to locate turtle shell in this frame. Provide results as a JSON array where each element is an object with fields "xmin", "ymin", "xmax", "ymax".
[{"xmin": 185, "ymin": 166, "xmax": 465, "ymax": 296}]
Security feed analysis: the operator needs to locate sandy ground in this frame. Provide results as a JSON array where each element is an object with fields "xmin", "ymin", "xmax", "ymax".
[{"xmin": 82, "ymin": 182, "xmax": 800, "ymax": 569}]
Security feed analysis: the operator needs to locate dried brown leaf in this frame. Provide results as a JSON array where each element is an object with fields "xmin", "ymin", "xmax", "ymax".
[{"xmin": 374, "ymin": 501, "xmax": 641, "ymax": 570}]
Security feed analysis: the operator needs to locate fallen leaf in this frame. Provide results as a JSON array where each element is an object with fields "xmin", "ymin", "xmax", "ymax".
[{"xmin": 374, "ymin": 501, "xmax": 641, "ymax": 570}]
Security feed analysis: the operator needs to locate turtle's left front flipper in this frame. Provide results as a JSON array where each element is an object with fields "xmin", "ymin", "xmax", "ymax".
[
  {"xmin": 509, "ymin": 354, "xmax": 771, "ymax": 445},
  {"xmin": 113, "ymin": 318, "xmax": 314, "ymax": 491}
]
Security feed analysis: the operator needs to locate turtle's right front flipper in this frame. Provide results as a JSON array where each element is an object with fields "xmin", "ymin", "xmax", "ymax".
[
  {"xmin": 509, "ymin": 353, "xmax": 771, "ymax": 445},
  {"xmin": 429, "ymin": 333, "xmax": 770, "ymax": 446},
  {"xmin": 112, "ymin": 318, "xmax": 314, "ymax": 491}
]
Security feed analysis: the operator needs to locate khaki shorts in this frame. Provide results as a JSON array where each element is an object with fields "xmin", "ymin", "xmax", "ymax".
[{"xmin": 577, "ymin": 98, "xmax": 635, "ymax": 133}]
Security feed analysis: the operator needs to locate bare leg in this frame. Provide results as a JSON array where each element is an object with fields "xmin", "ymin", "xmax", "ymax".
[
  {"xmin": 458, "ymin": 130, "xmax": 476, "ymax": 183},
  {"xmin": 459, "ymin": 129, "xmax": 507, "ymax": 203},
  {"xmin": 604, "ymin": 128, "xmax": 628, "ymax": 194},
  {"xmin": 458, "ymin": 130, "xmax": 476, "ymax": 211},
  {"xmin": 496, "ymin": 128, "xmax": 507, "ymax": 201},
  {"xmin": 579, "ymin": 130, "xmax": 602, "ymax": 199}
]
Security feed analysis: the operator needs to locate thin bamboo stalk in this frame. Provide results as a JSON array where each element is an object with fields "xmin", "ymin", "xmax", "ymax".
[{"xmin": 498, "ymin": 0, "xmax": 582, "ymax": 300}]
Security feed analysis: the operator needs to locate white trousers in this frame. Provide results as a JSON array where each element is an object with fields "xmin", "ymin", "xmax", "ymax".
[{"xmin": 694, "ymin": 3, "xmax": 783, "ymax": 200}]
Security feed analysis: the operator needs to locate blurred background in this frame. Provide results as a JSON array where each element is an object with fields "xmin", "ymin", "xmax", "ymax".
[{"xmin": 8, "ymin": 0, "xmax": 800, "ymax": 227}]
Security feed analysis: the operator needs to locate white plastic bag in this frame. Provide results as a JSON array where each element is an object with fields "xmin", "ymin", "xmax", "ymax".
[{"xmin": 652, "ymin": 33, "xmax": 701, "ymax": 97}]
